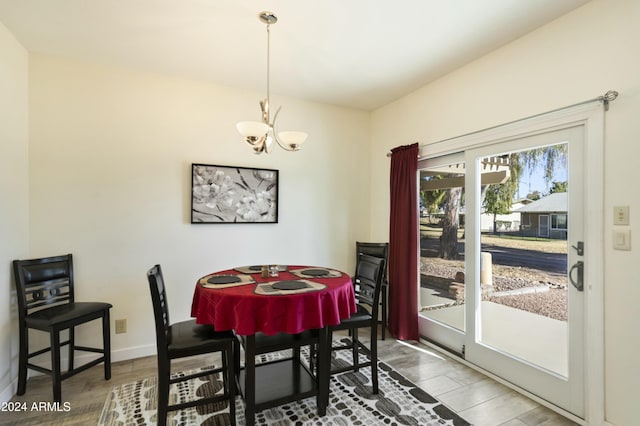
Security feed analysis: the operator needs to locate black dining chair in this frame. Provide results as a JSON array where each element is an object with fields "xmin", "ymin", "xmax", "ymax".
[
  {"xmin": 355, "ymin": 242, "xmax": 389, "ymax": 339},
  {"xmin": 147, "ymin": 265, "xmax": 237, "ymax": 425},
  {"xmin": 12, "ymin": 254, "xmax": 112, "ymax": 402},
  {"xmin": 329, "ymin": 253, "xmax": 385, "ymax": 393}
]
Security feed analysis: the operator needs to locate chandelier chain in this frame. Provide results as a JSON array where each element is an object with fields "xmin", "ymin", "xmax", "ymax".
[{"xmin": 266, "ymin": 22, "xmax": 271, "ymax": 112}]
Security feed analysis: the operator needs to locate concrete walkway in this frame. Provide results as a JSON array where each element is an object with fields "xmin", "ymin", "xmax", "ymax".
[{"xmin": 421, "ymin": 288, "xmax": 568, "ymax": 377}]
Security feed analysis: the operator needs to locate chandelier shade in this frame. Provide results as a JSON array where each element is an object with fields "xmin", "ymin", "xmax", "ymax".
[
  {"xmin": 278, "ymin": 131, "xmax": 308, "ymax": 150},
  {"xmin": 236, "ymin": 121, "xmax": 269, "ymax": 140},
  {"xmin": 236, "ymin": 11, "xmax": 307, "ymax": 154}
]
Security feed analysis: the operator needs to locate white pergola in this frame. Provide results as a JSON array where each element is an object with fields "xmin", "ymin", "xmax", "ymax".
[{"xmin": 421, "ymin": 156, "xmax": 511, "ymax": 190}]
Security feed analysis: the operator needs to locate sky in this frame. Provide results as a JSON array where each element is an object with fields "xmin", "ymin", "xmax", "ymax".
[{"xmin": 517, "ymin": 161, "xmax": 568, "ymax": 199}]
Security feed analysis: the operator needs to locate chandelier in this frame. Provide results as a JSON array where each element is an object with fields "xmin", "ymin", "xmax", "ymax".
[{"xmin": 236, "ymin": 12, "xmax": 308, "ymax": 155}]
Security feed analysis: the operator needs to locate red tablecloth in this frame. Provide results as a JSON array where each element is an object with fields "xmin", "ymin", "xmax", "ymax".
[{"xmin": 191, "ymin": 266, "xmax": 356, "ymax": 336}]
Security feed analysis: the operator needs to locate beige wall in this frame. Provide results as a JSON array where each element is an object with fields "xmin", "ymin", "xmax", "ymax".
[
  {"xmin": 0, "ymin": 21, "xmax": 29, "ymax": 400},
  {"xmin": 370, "ymin": 0, "xmax": 639, "ymax": 424},
  {"xmin": 26, "ymin": 55, "xmax": 371, "ymax": 361}
]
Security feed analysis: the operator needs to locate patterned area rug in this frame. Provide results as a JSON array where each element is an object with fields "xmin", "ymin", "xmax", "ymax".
[{"xmin": 99, "ymin": 341, "xmax": 470, "ymax": 426}]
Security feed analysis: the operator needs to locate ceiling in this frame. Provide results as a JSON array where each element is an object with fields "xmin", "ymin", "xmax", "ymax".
[{"xmin": 0, "ymin": 0, "xmax": 591, "ymax": 111}]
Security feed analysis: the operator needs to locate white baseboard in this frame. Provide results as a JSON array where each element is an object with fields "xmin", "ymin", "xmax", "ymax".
[
  {"xmin": 0, "ymin": 344, "xmax": 156, "ymax": 404},
  {"xmin": 111, "ymin": 343, "xmax": 156, "ymax": 363},
  {"xmin": 0, "ymin": 380, "xmax": 17, "ymax": 405}
]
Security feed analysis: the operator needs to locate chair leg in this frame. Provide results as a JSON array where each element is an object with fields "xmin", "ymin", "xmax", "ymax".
[
  {"xmin": 316, "ymin": 327, "xmax": 330, "ymax": 416},
  {"xmin": 68, "ymin": 326, "xmax": 75, "ymax": 372},
  {"xmin": 293, "ymin": 346, "xmax": 301, "ymax": 365},
  {"xmin": 233, "ymin": 337, "xmax": 241, "ymax": 394},
  {"xmin": 325, "ymin": 330, "xmax": 333, "ymax": 376},
  {"xmin": 381, "ymin": 289, "xmax": 387, "ymax": 340},
  {"xmin": 51, "ymin": 330, "xmax": 62, "ymax": 402},
  {"xmin": 310, "ymin": 343, "xmax": 317, "ymax": 374},
  {"xmin": 103, "ymin": 310, "xmax": 111, "ymax": 380},
  {"xmin": 244, "ymin": 335, "xmax": 256, "ymax": 426},
  {"xmin": 225, "ymin": 344, "xmax": 236, "ymax": 425},
  {"xmin": 17, "ymin": 324, "xmax": 28, "ymax": 396},
  {"xmin": 352, "ymin": 328, "xmax": 359, "ymax": 372},
  {"xmin": 370, "ymin": 323, "xmax": 378, "ymax": 394},
  {"xmin": 221, "ymin": 349, "xmax": 228, "ymax": 395},
  {"xmin": 157, "ymin": 358, "xmax": 169, "ymax": 426}
]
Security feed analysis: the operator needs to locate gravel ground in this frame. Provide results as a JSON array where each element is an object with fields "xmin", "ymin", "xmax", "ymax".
[
  {"xmin": 421, "ymin": 257, "xmax": 568, "ymax": 321},
  {"xmin": 485, "ymin": 290, "xmax": 567, "ymax": 321}
]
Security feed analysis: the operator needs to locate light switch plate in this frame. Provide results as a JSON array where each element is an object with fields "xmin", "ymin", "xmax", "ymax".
[
  {"xmin": 613, "ymin": 229, "xmax": 631, "ymax": 251},
  {"xmin": 613, "ymin": 206, "xmax": 630, "ymax": 225}
]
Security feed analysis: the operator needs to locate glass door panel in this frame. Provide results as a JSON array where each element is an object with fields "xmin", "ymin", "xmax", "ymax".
[
  {"xmin": 465, "ymin": 126, "xmax": 584, "ymax": 417},
  {"xmin": 418, "ymin": 153, "xmax": 465, "ymax": 353},
  {"xmin": 477, "ymin": 144, "xmax": 569, "ymax": 377}
]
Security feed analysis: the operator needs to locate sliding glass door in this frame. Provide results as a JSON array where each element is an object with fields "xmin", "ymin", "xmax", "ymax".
[{"xmin": 418, "ymin": 125, "xmax": 586, "ymax": 417}]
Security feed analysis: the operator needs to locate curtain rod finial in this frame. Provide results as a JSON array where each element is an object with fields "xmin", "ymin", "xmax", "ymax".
[
  {"xmin": 603, "ymin": 90, "xmax": 618, "ymax": 102},
  {"xmin": 602, "ymin": 90, "xmax": 619, "ymax": 111}
]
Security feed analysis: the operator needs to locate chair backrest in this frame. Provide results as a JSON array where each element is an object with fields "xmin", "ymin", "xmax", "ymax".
[
  {"xmin": 12, "ymin": 254, "xmax": 75, "ymax": 320},
  {"xmin": 355, "ymin": 242, "xmax": 389, "ymax": 281},
  {"xmin": 147, "ymin": 265, "xmax": 171, "ymax": 351},
  {"xmin": 353, "ymin": 254, "xmax": 385, "ymax": 319}
]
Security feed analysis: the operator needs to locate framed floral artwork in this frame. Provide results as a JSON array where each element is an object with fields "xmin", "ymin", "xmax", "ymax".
[{"xmin": 191, "ymin": 163, "xmax": 279, "ymax": 223}]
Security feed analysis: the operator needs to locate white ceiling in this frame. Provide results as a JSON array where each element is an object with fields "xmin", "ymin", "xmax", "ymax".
[{"xmin": 0, "ymin": 0, "xmax": 591, "ymax": 111}]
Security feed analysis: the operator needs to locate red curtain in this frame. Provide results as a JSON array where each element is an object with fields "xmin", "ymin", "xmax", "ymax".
[{"xmin": 388, "ymin": 143, "xmax": 419, "ymax": 341}]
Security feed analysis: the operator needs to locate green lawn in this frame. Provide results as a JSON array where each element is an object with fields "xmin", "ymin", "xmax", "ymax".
[{"xmin": 420, "ymin": 222, "xmax": 567, "ymax": 254}]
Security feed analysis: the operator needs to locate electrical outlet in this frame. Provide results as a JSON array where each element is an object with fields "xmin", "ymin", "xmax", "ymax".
[{"xmin": 115, "ymin": 319, "xmax": 127, "ymax": 334}]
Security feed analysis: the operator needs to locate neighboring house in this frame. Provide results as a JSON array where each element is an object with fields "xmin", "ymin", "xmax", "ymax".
[
  {"xmin": 515, "ymin": 192, "xmax": 568, "ymax": 239},
  {"xmin": 480, "ymin": 198, "xmax": 533, "ymax": 232}
]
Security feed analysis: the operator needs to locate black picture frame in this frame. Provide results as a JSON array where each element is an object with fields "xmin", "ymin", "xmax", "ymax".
[{"xmin": 191, "ymin": 163, "xmax": 279, "ymax": 223}]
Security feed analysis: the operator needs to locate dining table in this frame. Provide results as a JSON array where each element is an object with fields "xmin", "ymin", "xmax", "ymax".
[{"xmin": 191, "ymin": 264, "xmax": 356, "ymax": 424}]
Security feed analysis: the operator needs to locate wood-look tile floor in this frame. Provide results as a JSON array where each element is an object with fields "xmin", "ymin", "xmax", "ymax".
[{"xmin": 0, "ymin": 330, "xmax": 578, "ymax": 426}]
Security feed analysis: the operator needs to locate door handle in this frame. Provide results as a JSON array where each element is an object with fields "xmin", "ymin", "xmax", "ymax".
[
  {"xmin": 571, "ymin": 241, "xmax": 584, "ymax": 256},
  {"xmin": 569, "ymin": 260, "xmax": 584, "ymax": 291}
]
